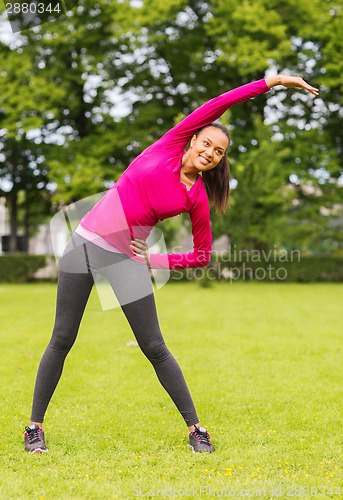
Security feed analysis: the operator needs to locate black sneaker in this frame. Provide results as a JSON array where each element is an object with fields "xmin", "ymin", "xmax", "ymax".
[
  {"xmin": 188, "ymin": 425, "xmax": 214, "ymax": 453},
  {"xmin": 24, "ymin": 424, "xmax": 48, "ymax": 453}
]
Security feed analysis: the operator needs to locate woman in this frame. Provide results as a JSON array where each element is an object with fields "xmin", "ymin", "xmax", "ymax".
[{"xmin": 24, "ymin": 74, "xmax": 318, "ymax": 454}]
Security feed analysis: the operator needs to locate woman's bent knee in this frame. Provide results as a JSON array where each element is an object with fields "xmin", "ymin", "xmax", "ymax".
[
  {"xmin": 140, "ymin": 339, "xmax": 170, "ymax": 364},
  {"xmin": 49, "ymin": 328, "xmax": 77, "ymax": 353}
]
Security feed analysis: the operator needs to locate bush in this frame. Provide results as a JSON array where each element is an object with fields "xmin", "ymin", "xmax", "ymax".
[
  {"xmin": 169, "ymin": 256, "xmax": 343, "ymax": 283},
  {"xmin": 0, "ymin": 254, "xmax": 47, "ymax": 283}
]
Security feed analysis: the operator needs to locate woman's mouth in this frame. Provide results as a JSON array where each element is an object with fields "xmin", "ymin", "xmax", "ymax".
[{"xmin": 199, "ymin": 155, "xmax": 211, "ymax": 165}]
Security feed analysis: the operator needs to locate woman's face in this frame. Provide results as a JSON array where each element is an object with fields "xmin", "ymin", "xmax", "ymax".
[{"xmin": 189, "ymin": 127, "xmax": 229, "ymax": 172}]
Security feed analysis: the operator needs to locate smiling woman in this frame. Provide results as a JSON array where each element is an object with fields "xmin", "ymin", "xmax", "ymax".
[{"xmin": 24, "ymin": 73, "xmax": 318, "ymax": 455}]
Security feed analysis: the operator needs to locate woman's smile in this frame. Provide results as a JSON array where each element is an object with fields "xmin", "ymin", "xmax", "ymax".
[{"xmin": 199, "ymin": 154, "xmax": 212, "ymax": 165}]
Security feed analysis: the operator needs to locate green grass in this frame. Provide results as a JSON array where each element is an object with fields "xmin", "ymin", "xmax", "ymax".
[{"xmin": 0, "ymin": 282, "xmax": 342, "ymax": 499}]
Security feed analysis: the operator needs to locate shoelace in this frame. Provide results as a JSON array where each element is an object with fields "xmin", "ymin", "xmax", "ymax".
[
  {"xmin": 25, "ymin": 427, "xmax": 42, "ymax": 444},
  {"xmin": 193, "ymin": 428, "xmax": 211, "ymax": 446}
]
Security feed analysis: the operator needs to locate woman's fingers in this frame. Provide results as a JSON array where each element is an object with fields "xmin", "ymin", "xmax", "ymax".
[
  {"xmin": 305, "ymin": 83, "xmax": 320, "ymax": 96},
  {"xmin": 130, "ymin": 239, "xmax": 150, "ymax": 267},
  {"xmin": 295, "ymin": 77, "xmax": 319, "ymax": 96},
  {"xmin": 130, "ymin": 241, "xmax": 142, "ymax": 255},
  {"xmin": 279, "ymin": 75, "xmax": 319, "ymax": 96},
  {"xmin": 131, "ymin": 239, "xmax": 147, "ymax": 251},
  {"xmin": 135, "ymin": 238, "xmax": 148, "ymax": 246},
  {"xmin": 130, "ymin": 239, "xmax": 149, "ymax": 258}
]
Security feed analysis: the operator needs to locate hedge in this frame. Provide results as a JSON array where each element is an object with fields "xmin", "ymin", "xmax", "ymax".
[
  {"xmin": 169, "ymin": 256, "xmax": 343, "ymax": 284},
  {"xmin": 0, "ymin": 254, "xmax": 47, "ymax": 283},
  {"xmin": 1, "ymin": 254, "xmax": 342, "ymax": 284}
]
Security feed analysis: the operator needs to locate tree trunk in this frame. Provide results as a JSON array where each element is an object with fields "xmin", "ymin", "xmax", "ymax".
[
  {"xmin": 23, "ymin": 189, "xmax": 30, "ymax": 253},
  {"xmin": 9, "ymin": 189, "xmax": 18, "ymax": 253}
]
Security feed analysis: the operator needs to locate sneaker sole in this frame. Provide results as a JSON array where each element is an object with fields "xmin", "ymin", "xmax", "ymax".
[
  {"xmin": 27, "ymin": 448, "xmax": 48, "ymax": 454},
  {"xmin": 187, "ymin": 443, "xmax": 214, "ymax": 453}
]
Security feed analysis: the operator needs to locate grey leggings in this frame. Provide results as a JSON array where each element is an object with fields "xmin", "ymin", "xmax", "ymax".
[{"xmin": 30, "ymin": 234, "xmax": 199, "ymax": 426}]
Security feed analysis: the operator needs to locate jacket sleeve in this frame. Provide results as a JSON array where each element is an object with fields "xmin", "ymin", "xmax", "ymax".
[
  {"xmin": 146, "ymin": 78, "xmax": 269, "ymax": 154},
  {"xmin": 149, "ymin": 192, "xmax": 212, "ymax": 270}
]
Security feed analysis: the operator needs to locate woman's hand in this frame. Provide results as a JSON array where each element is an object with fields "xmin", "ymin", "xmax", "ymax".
[
  {"xmin": 265, "ymin": 75, "xmax": 319, "ymax": 96},
  {"xmin": 130, "ymin": 238, "xmax": 150, "ymax": 267}
]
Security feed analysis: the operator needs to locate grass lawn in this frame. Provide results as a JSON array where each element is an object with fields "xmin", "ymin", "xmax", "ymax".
[{"xmin": 0, "ymin": 281, "xmax": 342, "ymax": 499}]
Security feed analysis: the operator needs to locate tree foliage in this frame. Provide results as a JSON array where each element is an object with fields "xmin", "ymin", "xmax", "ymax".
[{"xmin": 0, "ymin": 0, "xmax": 341, "ymax": 254}]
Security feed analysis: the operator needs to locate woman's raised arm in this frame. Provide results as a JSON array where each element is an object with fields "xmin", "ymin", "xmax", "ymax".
[
  {"xmin": 154, "ymin": 75, "xmax": 318, "ymax": 152},
  {"xmin": 138, "ymin": 75, "xmax": 318, "ymax": 158},
  {"xmin": 153, "ymin": 79, "xmax": 269, "ymax": 152}
]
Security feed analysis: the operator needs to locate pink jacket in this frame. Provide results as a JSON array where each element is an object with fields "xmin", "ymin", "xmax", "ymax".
[{"xmin": 80, "ymin": 79, "xmax": 269, "ymax": 269}]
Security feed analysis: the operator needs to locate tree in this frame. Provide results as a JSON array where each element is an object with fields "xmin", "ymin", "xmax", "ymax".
[
  {"xmin": 0, "ymin": 0, "xmax": 132, "ymax": 250},
  {"xmin": 115, "ymin": 0, "xmax": 342, "ymax": 253},
  {"xmin": 1, "ymin": 0, "xmax": 341, "ymax": 255},
  {"xmin": 0, "ymin": 39, "xmax": 53, "ymax": 251}
]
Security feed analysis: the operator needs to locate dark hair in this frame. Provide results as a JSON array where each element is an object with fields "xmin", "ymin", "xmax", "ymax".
[{"xmin": 195, "ymin": 123, "xmax": 231, "ymax": 215}]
